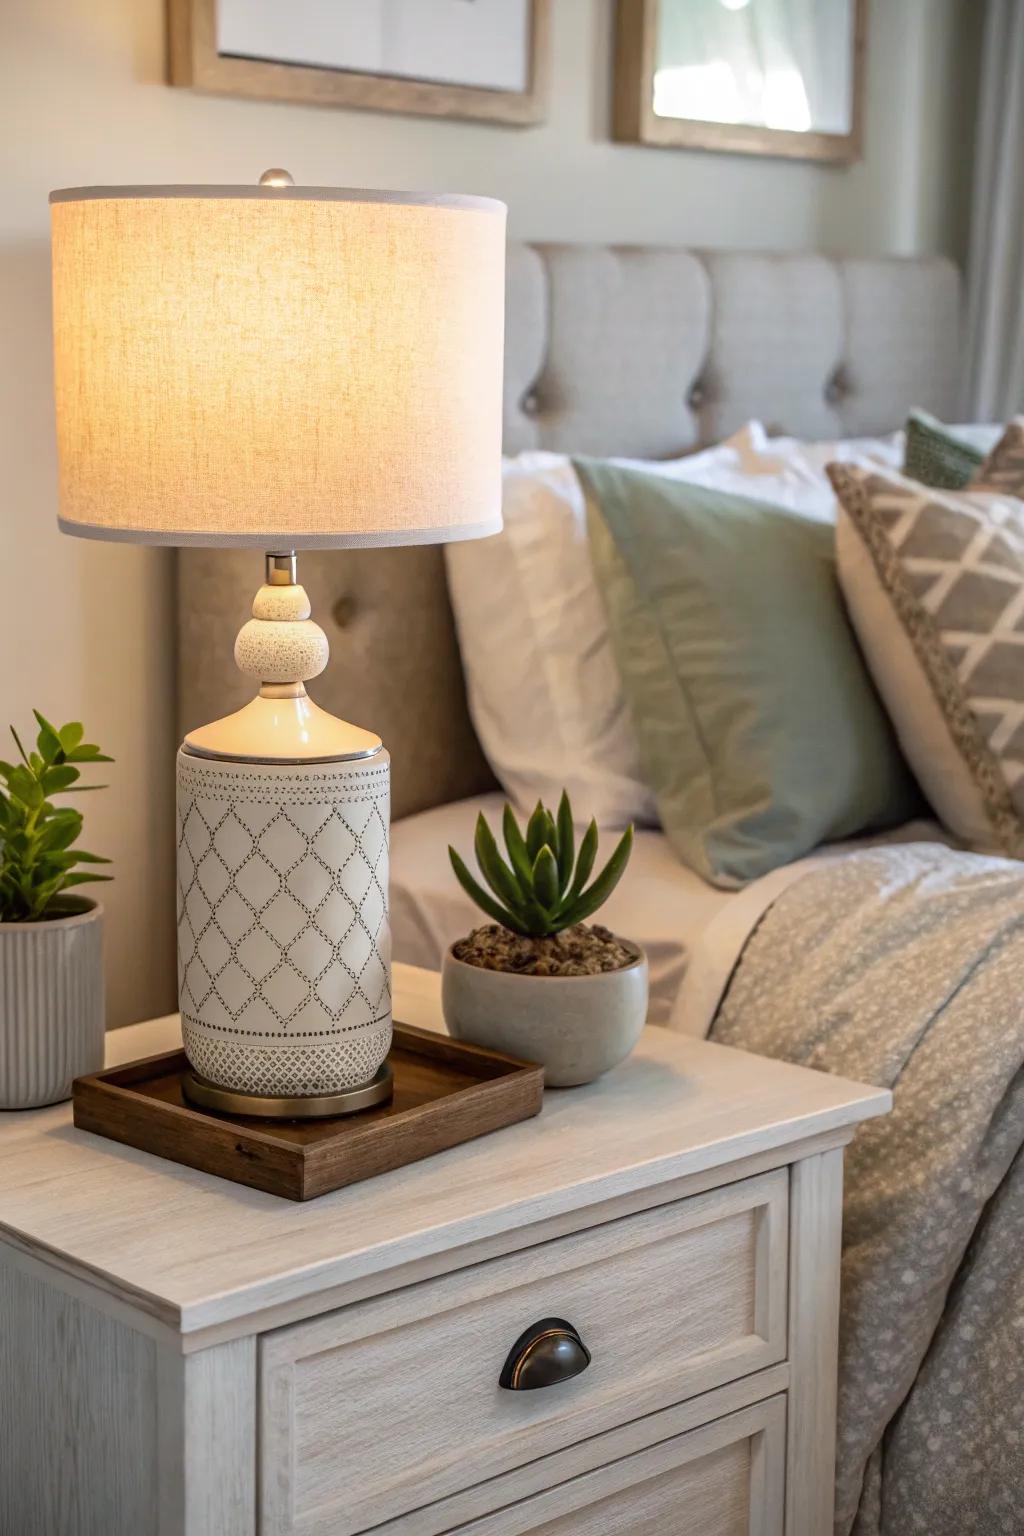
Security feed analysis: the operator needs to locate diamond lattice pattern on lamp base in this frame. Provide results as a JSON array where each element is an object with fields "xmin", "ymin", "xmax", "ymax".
[{"xmin": 176, "ymin": 751, "xmax": 391, "ymax": 1095}]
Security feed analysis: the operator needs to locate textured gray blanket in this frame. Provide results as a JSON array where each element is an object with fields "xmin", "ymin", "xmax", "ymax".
[{"xmin": 711, "ymin": 843, "xmax": 1024, "ymax": 1536}]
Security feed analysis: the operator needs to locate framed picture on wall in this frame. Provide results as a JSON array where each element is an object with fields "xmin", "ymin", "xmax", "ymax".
[
  {"xmin": 168, "ymin": 0, "xmax": 551, "ymax": 126},
  {"xmin": 613, "ymin": 0, "xmax": 866, "ymax": 163}
]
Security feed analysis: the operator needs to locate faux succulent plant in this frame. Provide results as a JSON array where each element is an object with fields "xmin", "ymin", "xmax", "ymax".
[
  {"xmin": 448, "ymin": 792, "xmax": 633, "ymax": 939},
  {"xmin": 0, "ymin": 712, "xmax": 112, "ymax": 922}
]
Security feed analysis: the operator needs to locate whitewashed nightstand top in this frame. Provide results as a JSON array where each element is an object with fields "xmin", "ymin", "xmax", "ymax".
[{"xmin": 0, "ymin": 964, "xmax": 889, "ymax": 1346}]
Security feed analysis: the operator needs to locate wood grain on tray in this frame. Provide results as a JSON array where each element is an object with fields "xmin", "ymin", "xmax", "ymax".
[{"xmin": 72, "ymin": 1024, "xmax": 544, "ymax": 1200}]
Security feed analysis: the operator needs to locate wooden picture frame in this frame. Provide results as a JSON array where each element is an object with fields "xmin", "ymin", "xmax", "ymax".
[
  {"xmin": 168, "ymin": 0, "xmax": 551, "ymax": 126},
  {"xmin": 613, "ymin": 0, "xmax": 866, "ymax": 164}
]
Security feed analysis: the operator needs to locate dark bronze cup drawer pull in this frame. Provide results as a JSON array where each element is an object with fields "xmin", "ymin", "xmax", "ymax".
[{"xmin": 499, "ymin": 1318, "xmax": 591, "ymax": 1391}]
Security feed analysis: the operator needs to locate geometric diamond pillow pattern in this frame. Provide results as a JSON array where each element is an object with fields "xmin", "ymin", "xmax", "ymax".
[
  {"xmin": 829, "ymin": 456, "xmax": 1024, "ymax": 857},
  {"xmin": 972, "ymin": 416, "xmax": 1024, "ymax": 497}
]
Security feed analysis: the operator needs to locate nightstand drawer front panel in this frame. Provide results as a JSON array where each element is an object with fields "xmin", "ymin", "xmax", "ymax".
[
  {"xmin": 447, "ymin": 1396, "xmax": 786, "ymax": 1536},
  {"xmin": 259, "ymin": 1170, "xmax": 787, "ymax": 1536}
]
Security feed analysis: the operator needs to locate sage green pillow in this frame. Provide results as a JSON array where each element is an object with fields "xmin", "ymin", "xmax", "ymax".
[
  {"xmin": 902, "ymin": 410, "xmax": 996, "ymax": 490},
  {"xmin": 574, "ymin": 459, "xmax": 922, "ymax": 889}
]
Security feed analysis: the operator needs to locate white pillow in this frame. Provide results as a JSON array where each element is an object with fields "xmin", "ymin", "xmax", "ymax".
[{"xmin": 445, "ymin": 423, "xmax": 902, "ymax": 829}]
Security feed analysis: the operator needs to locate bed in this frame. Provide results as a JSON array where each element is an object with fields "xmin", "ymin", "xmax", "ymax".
[
  {"xmin": 177, "ymin": 242, "xmax": 962, "ymax": 991},
  {"xmin": 176, "ymin": 243, "xmax": 961, "ymax": 824},
  {"xmin": 176, "ymin": 242, "xmax": 961, "ymax": 990},
  {"xmin": 177, "ymin": 246, "xmax": 1024, "ymax": 1534}
]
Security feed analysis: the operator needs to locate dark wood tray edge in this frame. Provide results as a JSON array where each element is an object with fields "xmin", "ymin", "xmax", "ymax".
[
  {"xmin": 73, "ymin": 1069, "xmax": 304, "ymax": 1196},
  {"xmin": 72, "ymin": 1027, "xmax": 545, "ymax": 1202},
  {"xmin": 300, "ymin": 1066, "xmax": 544, "ymax": 1196}
]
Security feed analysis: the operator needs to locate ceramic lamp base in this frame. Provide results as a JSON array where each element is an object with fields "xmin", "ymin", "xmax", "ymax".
[{"xmin": 175, "ymin": 747, "xmax": 392, "ymax": 1098}]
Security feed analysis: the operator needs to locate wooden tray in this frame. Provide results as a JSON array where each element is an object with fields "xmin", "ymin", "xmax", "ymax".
[{"xmin": 72, "ymin": 1024, "xmax": 544, "ymax": 1201}]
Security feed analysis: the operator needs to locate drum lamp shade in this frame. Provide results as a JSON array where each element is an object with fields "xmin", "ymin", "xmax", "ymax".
[{"xmin": 49, "ymin": 184, "xmax": 506, "ymax": 548}]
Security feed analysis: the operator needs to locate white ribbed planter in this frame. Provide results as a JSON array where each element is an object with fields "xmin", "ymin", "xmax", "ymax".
[{"xmin": 0, "ymin": 901, "xmax": 105, "ymax": 1109}]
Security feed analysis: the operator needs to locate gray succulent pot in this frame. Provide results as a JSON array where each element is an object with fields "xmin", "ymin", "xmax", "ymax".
[
  {"xmin": 0, "ymin": 900, "xmax": 105, "ymax": 1109},
  {"xmin": 441, "ymin": 942, "xmax": 649, "ymax": 1088}
]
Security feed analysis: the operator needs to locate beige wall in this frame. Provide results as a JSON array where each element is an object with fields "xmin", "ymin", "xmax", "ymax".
[{"xmin": 0, "ymin": 0, "xmax": 979, "ymax": 1026}]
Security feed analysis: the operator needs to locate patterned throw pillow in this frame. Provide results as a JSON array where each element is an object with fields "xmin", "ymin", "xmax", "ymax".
[
  {"xmin": 902, "ymin": 409, "xmax": 992, "ymax": 490},
  {"xmin": 829, "ymin": 444, "xmax": 1024, "ymax": 856},
  {"xmin": 973, "ymin": 416, "xmax": 1024, "ymax": 496}
]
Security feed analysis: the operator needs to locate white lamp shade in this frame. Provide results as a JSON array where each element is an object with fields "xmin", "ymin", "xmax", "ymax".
[{"xmin": 50, "ymin": 185, "xmax": 506, "ymax": 548}]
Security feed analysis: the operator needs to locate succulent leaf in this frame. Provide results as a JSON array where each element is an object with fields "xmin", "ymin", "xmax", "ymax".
[
  {"xmin": 33, "ymin": 711, "xmax": 64, "ymax": 765},
  {"xmin": 555, "ymin": 792, "xmax": 574, "ymax": 892},
  {"xmin": 42, "ymin": 764, "xmax": 80, "ymax": 796},
  {"xmin": 58, "ymin": 722, "xmax": 84, "ymax": 752},
  {"xmin": 450, "ymin": 797, "xmax": 635, "ymax": 940},
  {"xmin": 525, "ymin": 801, "xmax": 548, "ymax": 861},
  {"xmin": 0, "ymin": 713, "xmax": 112, "ymax": 921},
  {"xmin": 9, "ymin": 766, "xmax": 42, "ymax": 809},
  {"xmin": 474, "ymin": 814, "xmax": 529, "ymax": 920},
  {"xmin": 65, "ymin": 744, "xmax": 114, "ymax": 764},
  {"xmin": 558, "ymin": 826, "xmax": 634, "ymax": 927},
  {"xmin": 448, "ymin": 846, "xmax": 528, "ymax": 934},
  {"xmin": 555, "ymin": 818, "xmax": 598, "ymax": 914},
  {"xmin": 9, "ymin": 726, "xmax": 29, "ymax": 767},
  {"xmin": 532, "ymin": 844, "xmax": 560, "ymax": 910},
  {"xmin": 502, "ymin": 803, "xmax": 535, "ymax": 894},
  {"xmin": 36, "ymin": 811, "xmax": 84, "ymax": 852}
]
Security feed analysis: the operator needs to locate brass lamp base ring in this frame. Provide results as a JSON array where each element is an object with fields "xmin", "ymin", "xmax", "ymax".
[{"xmin": 182, "ymin": 1061, "xmax": 394, "ymax": 1120}]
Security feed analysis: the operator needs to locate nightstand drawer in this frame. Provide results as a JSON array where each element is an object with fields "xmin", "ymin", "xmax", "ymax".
[
  {"xmin": 446, "ymin": 1395, "xmax": 786, "ymax": 1536},
  {"xmin": 259, "ymin": 1169, "xmax": 788, "ymax": 1536}
]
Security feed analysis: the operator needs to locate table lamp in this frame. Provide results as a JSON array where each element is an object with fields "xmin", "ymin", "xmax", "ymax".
[{"xmin": 50, "ymin": 173, "xmax": 505, "ymax": 1116}]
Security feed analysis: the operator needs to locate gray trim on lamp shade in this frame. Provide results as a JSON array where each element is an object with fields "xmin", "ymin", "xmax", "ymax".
[
  {"xmin": 57, "ymin": 514, "xmax": 504, "ymax": 548},
  {"xmin": 49, "ymin": 185, "xmax": 506, "ymax": 215}
]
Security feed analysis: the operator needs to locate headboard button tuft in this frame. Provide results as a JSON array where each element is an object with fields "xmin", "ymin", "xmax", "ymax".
[
  {"xmin": 331, "ymin": 594, "xmax": 357, "ymax": 629},
  {"xmin": 825, "ymin": 370, "xmax": 847, "ymax": 405},
  {"xmin": 687, "ymin": 381, "xmax": 705, "ymax": 410},
  {"xmin": 521, "ymin": 389, "xmax": 541, "ymax": 416}
]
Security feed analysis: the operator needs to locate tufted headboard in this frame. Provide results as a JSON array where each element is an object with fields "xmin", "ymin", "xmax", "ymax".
[{"xmin": 178, "ymin": 243, "xmax": 960, "ymax": 819}]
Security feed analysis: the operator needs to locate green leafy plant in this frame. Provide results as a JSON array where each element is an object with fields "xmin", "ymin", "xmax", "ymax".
[
  {"xmin": 449, "ymin": 792, "xmax": 633, "ymax": 939},
  {"xmin": 0, "ymin": 712, "xmax": 112, "ymax": 922}
]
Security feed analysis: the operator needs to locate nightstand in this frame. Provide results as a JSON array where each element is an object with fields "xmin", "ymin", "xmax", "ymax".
[{"xmin": 0, "ymin": 963, "xmax": 888, "ymax": 1536}]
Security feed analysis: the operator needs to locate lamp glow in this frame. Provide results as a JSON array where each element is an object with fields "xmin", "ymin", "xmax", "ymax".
[{"xmin": 50, "ymin": 174, "xmax": 507, "ymax": 1108}]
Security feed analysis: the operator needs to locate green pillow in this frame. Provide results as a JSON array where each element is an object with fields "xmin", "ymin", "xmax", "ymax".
[
  {"xmin": 574, "ymin": 459, "xmax": 922, "ymax": 889},
  {"xmin": 902, "ymin": 410, "xmax": 996, "ymax": 489}
]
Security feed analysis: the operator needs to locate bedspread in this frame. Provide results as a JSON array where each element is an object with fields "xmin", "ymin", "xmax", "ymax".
[{"xmin": 711, "ymin": 842, "xmax": 1024, "ymax": 1536}]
